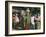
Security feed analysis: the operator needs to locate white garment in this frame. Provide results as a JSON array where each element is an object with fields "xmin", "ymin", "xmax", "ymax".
[
  {"xmin": 31, "ymin": 16, "xmax": 35, "ymax": 25},
  {"xmin": 15, "ymin": 16, "xmax": 19, "ymax": 23}
]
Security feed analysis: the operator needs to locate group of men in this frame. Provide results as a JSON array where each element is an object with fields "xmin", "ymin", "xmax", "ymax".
[{"xmin": 12, "ymin": 8, "xmax": 41, "ymax": 30}]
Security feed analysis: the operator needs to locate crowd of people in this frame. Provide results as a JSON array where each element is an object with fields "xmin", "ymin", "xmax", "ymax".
[{"xmin": 12, "ymin": 8, "xmax": 41, "ymax": 30}]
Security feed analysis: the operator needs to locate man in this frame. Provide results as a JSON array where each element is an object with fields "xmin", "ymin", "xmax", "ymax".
[
  {"xmin": 31, "ymin": 15, "xmax": 35, "ymax": 29},
  {"xmin": 24, "ymin": 8, "xmax": 30, "ymax": 30},
  {"xmin": 34, "ymin": 14, "xmax": 41, "ymax": 29},
  {"xmin": 36, "ymin": 14, "xmax": 41, "ymax": 29},
  {"xmin": 12, "ymin": 13, "xmax": 19, "ymax": 30}
]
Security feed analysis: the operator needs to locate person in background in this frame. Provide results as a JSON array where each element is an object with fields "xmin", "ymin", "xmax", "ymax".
[
  {"xmin": 34, "ymin": 14, "xmax": 41, "ymax": 29},
  {"xmin": 31, "ymin": 15, "xmax": 35, "ymax": 29},
  {"xmin": 37, "ymin": 14, "xmax": 41, "ymax": 29},
  {"xmin": 17, "ymin": 10, "xmax": 24, "ymax": 30}
]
